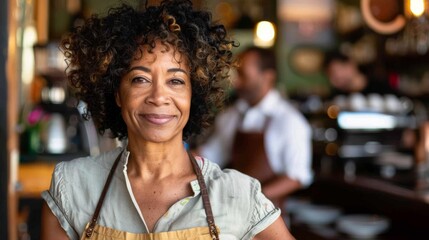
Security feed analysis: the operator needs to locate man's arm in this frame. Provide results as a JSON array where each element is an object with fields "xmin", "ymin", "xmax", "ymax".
[{"xmin": 262, "ymin": 175, "xmax": 301, "ymax": 200}]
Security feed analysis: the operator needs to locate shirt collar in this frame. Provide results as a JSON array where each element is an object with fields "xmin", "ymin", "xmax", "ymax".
[
  {"xmin": 119, "ymin": 144, "xmax": 201, "ymax": 196},
  {"xmin": 236, "ymin": 89, "xmax": 282, "ymax": 116}
]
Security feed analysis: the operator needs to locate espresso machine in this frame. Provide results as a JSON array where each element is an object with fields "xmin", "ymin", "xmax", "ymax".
[{"xmin": 309, "ymin": 93, "xmax": 420, "ymax": 184}]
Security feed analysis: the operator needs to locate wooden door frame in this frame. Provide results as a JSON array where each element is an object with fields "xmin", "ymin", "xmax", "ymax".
[
  {"xmin": 2, "ymin": 0, "xmax": 19, "ymax": 239},
  {"xmin": 1, "ymin": 0, "xmax": 10, "ymax": 238}
]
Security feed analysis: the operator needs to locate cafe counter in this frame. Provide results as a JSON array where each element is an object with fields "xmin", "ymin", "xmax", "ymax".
[{"xmin": 290, "ymin": 170, "xmax": 429, "ymax": 239}]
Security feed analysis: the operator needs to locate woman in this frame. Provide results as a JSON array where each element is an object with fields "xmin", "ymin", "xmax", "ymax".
[{"xmin": 41, "ymin": 1, "xmax": 294, "ymax": 239}]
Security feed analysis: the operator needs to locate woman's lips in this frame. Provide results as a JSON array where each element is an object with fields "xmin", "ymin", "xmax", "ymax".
[{"xmin": 141, "ymin": 114, "xmax": 175, "ymax": 125}]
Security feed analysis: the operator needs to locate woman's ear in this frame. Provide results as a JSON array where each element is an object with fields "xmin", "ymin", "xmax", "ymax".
[{"xmin": 115, "ymin": 92, "xmax": 121, "ymax": 107}]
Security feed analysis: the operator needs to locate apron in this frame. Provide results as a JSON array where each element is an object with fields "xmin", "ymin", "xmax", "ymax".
[
  {"xmin": 229, "ymin": 115, "xmax": 285, "ymax": 209},
  {"xmin": 81, "ymin": 151, "xmax": 219, "ymax": 240}
]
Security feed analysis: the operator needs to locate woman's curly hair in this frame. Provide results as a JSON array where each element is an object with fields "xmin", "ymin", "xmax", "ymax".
[{"xmin": 61, "ymin": 0, "xmax": 237, "ymax": 141}]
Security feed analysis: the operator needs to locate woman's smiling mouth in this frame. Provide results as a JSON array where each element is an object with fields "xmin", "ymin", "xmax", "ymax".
[{"xmin": 141, "ymin": 114, "xmax": 176, "ymax": 125}]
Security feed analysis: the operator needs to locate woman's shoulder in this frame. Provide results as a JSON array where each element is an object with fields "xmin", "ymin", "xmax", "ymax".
[
  {"xmin": 44, "ymin": 147, "xmax": 126, "ymax": 237},
  {"xmin": 53, "ymin": 147, "xmax": 123, "ymax": 183},
  {"xmin": 200, "ymin": 158, "xmax": 280, "ymax": 238},
  {"xmin": 48, "ymin": 147, "xmax": 124, "ymax": 203},
  {"xmin": 202, "ymin": 157, "xmax": 253, "ymax": 179},
  {"xmin": 202, "ymin": 158, "xmax": 262, "ymax": 195}
]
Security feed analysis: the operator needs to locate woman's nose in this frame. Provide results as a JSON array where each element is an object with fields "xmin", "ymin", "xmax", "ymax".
[{"xmin": 145, "ymin": 82, "xmax": 170, "ymax": 105}]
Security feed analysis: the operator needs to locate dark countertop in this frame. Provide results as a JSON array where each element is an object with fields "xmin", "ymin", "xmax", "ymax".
[{"xmin": 290, "ymin": 171, "xmax": 429, "ymax": 239}]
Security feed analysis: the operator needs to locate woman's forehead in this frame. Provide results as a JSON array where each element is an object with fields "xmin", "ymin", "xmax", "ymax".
[{"xmin": 134, "ymin": 43, "xmax": 187, "ymax": 62}]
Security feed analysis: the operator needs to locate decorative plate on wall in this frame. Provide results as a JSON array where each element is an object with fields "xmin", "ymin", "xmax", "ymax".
[{"xmin": 361, "ymin": 0, "xmax": 406, "ymax": 34}]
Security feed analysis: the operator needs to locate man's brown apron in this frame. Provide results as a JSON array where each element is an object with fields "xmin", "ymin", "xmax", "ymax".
[
  {"xmin": 80, "ymin": 152, "xmax": 219, "ymax": 240},
  {"xmin": 229, "ymin": 116, "xmax": 284, "ymax": 209}
]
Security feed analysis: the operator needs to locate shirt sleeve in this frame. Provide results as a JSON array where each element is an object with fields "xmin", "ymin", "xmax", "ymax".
[
  {"xmin": 285, "ymin": 127, "xmax": 313, "ymax": 187},
  {"xmin": 41, "ymin": 162, "xmax": 80, "ymax": 240},
  {"xmin": 242, "ymin": 178, "xmax": 281, "ymax": 239},
  {"xmin": 276, "ymin": 113, "xmax": 314, "ymax": 188}
]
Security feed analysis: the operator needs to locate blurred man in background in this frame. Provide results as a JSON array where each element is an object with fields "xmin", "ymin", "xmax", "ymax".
[{"xmin": 198, "ymin": 46, "xmax": 313, "ymax": 210}]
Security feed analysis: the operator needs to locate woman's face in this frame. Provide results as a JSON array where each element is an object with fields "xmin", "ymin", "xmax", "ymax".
[{"xmin": 116, "ymin": 43, "xmax": 191, "ymax": 144}]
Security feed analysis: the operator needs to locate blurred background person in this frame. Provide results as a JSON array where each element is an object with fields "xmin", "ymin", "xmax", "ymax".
[
  {"xmin": 197, "ymin": 46, "xmax": 313, "ymax": 211},
  {"xmin": 323, "ymin": 50, "xmax": 398, "ymax": 96}
]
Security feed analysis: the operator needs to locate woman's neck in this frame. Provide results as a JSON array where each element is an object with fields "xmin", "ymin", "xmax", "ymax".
[{"xmin": 125, "ymin": 137, "xmax": 190, "ymax": 181}]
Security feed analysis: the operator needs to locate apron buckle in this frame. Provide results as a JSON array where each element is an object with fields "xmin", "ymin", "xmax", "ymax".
[
  {"xmin": 85, "ymin": 227, "xmax": 94, "ymax": 238},
  {"xmin": 209, "ymin": 225, "xmax": 219, "ymax": 240}
]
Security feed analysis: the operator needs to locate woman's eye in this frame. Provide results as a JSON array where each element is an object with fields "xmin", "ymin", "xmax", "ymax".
[
  {"xmin": 131, "ymin": 76, "xmax": 149, "ymax": 84},
  {"xmin": 169, "ymin": 78, "xmax": 185, "ymax": 85}
]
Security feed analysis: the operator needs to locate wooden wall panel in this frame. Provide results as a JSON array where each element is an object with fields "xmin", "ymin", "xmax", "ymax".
[
  {"xmin": 0, "ymin": 0, "xmax": 9, "ymax": 237},
  {"xmin": 5, "ymin": 0, "xmax": 20, "ymax": 239}
]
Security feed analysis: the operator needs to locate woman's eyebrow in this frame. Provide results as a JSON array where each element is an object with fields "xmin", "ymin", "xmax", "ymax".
[
  {"xmin": 167, "ymin": 68, "xmax": 188, "ymax": 75},
  {"xmin": 127, "ymin": 66, "xmax": 150, "ymax": 73},
  {"xmin": 127, "ymin": 66, "xmax": 188, "ymax": 75}
]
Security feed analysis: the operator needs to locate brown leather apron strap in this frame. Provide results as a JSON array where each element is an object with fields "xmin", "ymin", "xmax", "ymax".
[
  {"xmin": 85, "ymin": 151, "xmax": 123, "ymax": 238},
  {"xmin": 188, "ymin": 151, "xmax": 219, "ymax": 240}
]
